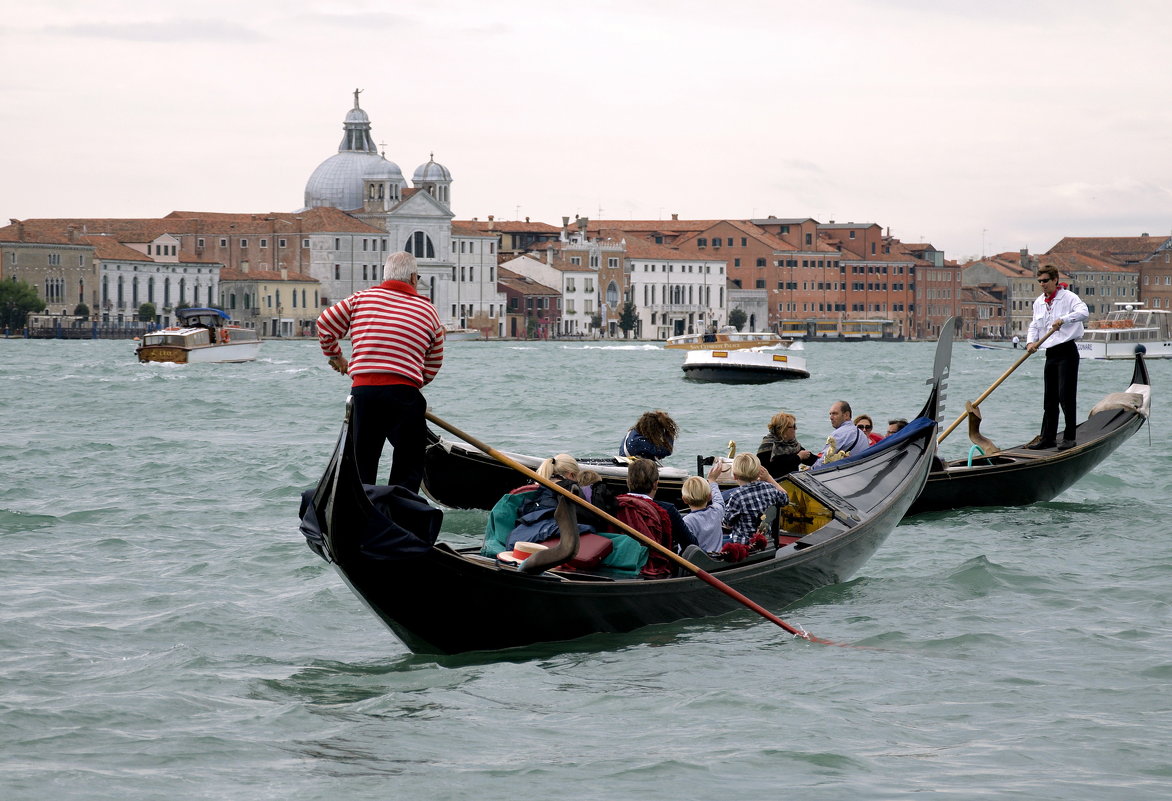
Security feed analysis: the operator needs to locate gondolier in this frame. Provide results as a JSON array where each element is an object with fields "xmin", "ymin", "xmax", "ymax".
[
  {"xmin": 317, "ymin": 251, "xmax": 445, "ymax": 491},
  {"xmin": 1026, "ymin": 265, "xmax": 1089, "ymax": 451}
]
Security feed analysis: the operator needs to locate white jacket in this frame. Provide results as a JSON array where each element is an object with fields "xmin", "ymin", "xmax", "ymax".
[{"xmin": 1028, "ymin": 287, "xmax": 1089, "ymax": 348}]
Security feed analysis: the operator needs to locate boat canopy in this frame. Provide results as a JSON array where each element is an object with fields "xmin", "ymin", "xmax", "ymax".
[{"xmin": 176, "ymin": 307, "xmax": 231, "ymax": 327}]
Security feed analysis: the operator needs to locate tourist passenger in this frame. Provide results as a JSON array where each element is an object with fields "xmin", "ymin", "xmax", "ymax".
[
  {"xmin": 811, "ymin": 400, "xmax": 866, "ymax": 468},
  {"xmin": 681, "ymin": 464, "xmax": 726, "ymax": 552},
  {"xmin": 1026, "ymin": 265, "xmax": 1089, "ymax": 451},
  {"xmin": 854, "ymin": 414, "xmax": 884, "ymax": 447},
  {"xmin": 886, "ymin": 418, "xmax": 909, "ymax": 437},
  {"xmin": 756, "ymin": 411, "xmax": 816, "ymax": 477},
  {"xmin": 721, "ymin": 453, "xmax": 789, "ymax": 547},
  {"xmin": 619, "ymin": 410, "xmax": 678, "ymax": 461},
  {"xmin": 506, "ymin": 454, "xmax": 588, "ymax": 547},
  {"xmin": 616, "ymin": 459, "xmax": 677, "ymax": 578},
  {"xmin": 317, "ymin": 250, "xmax": 444, "ymax": 491}
]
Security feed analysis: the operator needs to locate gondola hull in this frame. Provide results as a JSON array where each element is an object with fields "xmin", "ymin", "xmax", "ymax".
[
  {"xmin": 909, "ymin": 353, "xmax": 1150, "ymax": 515},
  {"xmin": 311, "ymin": 416, "xmax": 936, "ymax": 654}
]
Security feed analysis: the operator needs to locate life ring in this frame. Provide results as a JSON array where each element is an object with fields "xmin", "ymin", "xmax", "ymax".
[{"xmin": 219, "ymin": 328, "xmax": 230, "ymax": 344}]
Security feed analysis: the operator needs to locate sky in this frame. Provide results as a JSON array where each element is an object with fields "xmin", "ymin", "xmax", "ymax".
[{"xmin": 2, "ymin": 0, "xmax": 1170, "ymax": 262}]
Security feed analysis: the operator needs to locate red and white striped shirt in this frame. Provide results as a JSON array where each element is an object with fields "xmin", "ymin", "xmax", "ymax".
[{"xmin": 317, "ymin": 280, "xmax": 444, "ymax": 388}]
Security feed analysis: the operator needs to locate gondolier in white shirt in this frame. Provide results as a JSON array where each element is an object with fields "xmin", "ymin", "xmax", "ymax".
[
  {"xmin": 1026, "ymin": 264, "xmax": 1089, "ymax": 451},
  {"xmin": 317, "ymin": 251, "xmax": 445, "ymax": 491}
]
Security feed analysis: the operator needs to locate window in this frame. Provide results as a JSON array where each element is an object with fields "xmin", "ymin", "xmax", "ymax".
[
  {"xmin": 260, "ymin": 239, "xmax": 268, "ymax": 248},
  {"xmin": 608, "ymin": 257, "xmax": 618, "ymax": 268},
  {"xmin": 302, "ymin": 239, "xmax": 310, "ymax": 249},
  {"xmin": 278, "ymin": 239, "xmax": 286, "ymax": 248},
  {"xmin": 756, "ymin": 258, "xmax": 766, "ymax": 267},
  {"xmin": 240, "ymin": 239, "xmax": 248, "ymax": 248},
  {"xmin": 220, "ymin": 238, "xmax": 228, "ymax": 247},
  {"xmin": 698, "ymin": 238, "xmax": 708, "ymax": 247},
  {"xmin": 405, "ymin": 231, "xmax": 435, "ymax": 259}
]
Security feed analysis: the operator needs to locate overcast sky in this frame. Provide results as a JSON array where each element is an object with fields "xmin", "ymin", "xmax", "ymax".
[{"xmin": 2, "ymin": 0, "xmax": 1170, "ymax": 261}]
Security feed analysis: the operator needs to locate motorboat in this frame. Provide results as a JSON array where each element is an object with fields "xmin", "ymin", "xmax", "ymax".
[
  {"xmin": 135, "ymin": 308, "xmax": 261, "ymax": 364},
  {"xmin": 681, "ymin": 343, "xmax": 809, "ymax": 383},
  {"xmin": 1077, "ymin": 304, "xmax": 1172, "ymax": 360}
]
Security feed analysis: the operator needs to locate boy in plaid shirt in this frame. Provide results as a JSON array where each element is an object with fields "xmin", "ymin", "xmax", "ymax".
[{"xmin": 722, "ymin": 452, "xmax": 789, "ymax": 545}]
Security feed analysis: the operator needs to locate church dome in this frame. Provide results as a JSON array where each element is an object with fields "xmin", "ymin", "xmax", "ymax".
[
  {"xmin": 364, "ymin": 157, "xmax": 405, "ymax": 183},
  {"xmin": 303, "ymin": 91, "xmax": 395, "ymax": 211},
  {"xmin": 413, "ymin": 155, "xmax": 452, "ymax": 184},
  {"xmin": 304, "ymin": 151, "xmax": 388, "ymax": 211}
]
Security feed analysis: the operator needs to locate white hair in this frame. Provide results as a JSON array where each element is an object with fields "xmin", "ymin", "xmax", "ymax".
[{"xmin": 383, "ymin": 251, "xmax": 418, "ymax": 282}]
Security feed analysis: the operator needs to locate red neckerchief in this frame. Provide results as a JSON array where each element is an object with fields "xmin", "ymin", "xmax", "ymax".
[{"xmin": 1044, "ymin": 282, "xmax": 1067, "ymax": 307}]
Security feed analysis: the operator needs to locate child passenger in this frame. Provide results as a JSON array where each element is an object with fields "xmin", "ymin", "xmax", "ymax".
[
  {"xmin": 680, "ymin": 463, "xmax": 726, "ymax": 552},
  {"xmin": 722, "ymin": 453, "xmax": 789, "ymax": 546}
]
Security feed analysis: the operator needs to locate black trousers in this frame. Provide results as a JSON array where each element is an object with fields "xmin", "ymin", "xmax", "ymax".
[
  {"xmin": 1041, "ymin": 340, "xmax": 1080, "ymax": 442},
  {"xmin": 350, "ymin": 384, "xmax": 427, "ymax": 492}
]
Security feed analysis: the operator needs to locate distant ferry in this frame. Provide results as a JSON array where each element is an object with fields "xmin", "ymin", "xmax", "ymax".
[
  {"xmin": 1078, "ymin": 303, "xmax": 1172, "ymax": 360},
  {"xmin": 136, "ymin": 308, "xmax": 261, "ymax": 364}
]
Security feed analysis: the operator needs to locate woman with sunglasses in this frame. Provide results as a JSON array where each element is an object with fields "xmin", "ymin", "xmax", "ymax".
[
  {"xmin": 854, "ymin": 414, "xmax": 884, "ymax": 446},
  {"xmin": 1025, "ymin": 265, "xmax": 1089, "ymax": 451}
]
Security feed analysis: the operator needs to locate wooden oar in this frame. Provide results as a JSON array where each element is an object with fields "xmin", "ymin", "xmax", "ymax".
[
  {"xmin": 424, "ymin": 410, "xmax": 828, "ymax": 643},
  {"xmin": 938, "ymin": 326, "xmax": 1058, "ymax": 444}
]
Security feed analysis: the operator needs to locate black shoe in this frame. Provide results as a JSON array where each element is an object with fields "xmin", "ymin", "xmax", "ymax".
[
  {"xmin": 1027, "ymin": 440, "xmax": 1056, "ymax": 450},
  {"xmin": 1057, "ymin": 439, "xmax": 1076, "ymax": 451}
]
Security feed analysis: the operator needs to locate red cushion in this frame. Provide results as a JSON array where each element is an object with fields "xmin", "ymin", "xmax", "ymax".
[{"xmin": 543, "ymin": 533, "xmax": 614, "ymax": 570}]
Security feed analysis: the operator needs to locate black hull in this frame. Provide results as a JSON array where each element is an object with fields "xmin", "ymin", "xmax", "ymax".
[
  {"xmin": 682, "ymin": 364, "xmax": 810, "ymax": 383},
  {"xmin": 909, "ymin": 354, "xmax": 1150, "ymax": 514}
]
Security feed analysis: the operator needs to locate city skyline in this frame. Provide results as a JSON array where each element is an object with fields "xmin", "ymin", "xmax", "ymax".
[{"xmin": 2, "ymin": 0, "xmax": 1170, "ymax": 262}]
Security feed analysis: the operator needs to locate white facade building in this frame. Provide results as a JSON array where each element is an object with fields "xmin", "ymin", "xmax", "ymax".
[{"xmin": 624, "ymin": 241, "xmax": 726, "ymax": 339}]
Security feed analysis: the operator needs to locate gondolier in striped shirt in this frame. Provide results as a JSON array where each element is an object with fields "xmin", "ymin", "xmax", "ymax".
[{"xmin": 317, "ymin": 251, "xmax": 445, "ymax": 492}]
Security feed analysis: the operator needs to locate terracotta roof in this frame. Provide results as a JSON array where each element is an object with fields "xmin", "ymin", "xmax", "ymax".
[
  {"xmin": 82, "ymin": 235, "xmax": 152, "ymax": 261},
  {"xmin": 1039, "ymin": 251, "xmax": 1136, "ymax": 273},
  {"xmin": 1048, "ymin": 235, "xmax": 1169, "ymax": 259},
  {"xmin": 450, "ymin": 221, "xmax": 498, "ymax": 238},
  {"xmin": 498, "ymin": 267, "xmax": 559, "ymax": 295},
  {"xmin": 459, "ymin": 219, "xmax": 562, "ymax": 234}
]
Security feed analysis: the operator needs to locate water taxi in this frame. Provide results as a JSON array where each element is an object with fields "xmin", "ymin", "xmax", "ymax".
[
  {"xmin": 1078, "ymin": 303, "xmax": 1172, "ymax": 360},
  {"xmin": 135, "ymin": 308, "xmax": 261, "ymax": 364},
  {"xmin": 681, "ymin": 343, "xmax": 810, "ymax": 383}
]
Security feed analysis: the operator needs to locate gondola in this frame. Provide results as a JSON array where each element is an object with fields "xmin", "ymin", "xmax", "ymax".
[
  {"xmin": 297, "ymin": 330, "xmax": 954, "ymax": 655},
  {"xmin": 908, "ymin": 353, "xmax": 1150, "ymax": 515}
]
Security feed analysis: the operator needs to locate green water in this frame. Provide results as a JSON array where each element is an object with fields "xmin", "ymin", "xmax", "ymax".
[{"xmin": 1, "ymin": 338, "xmax": 1168, "ymax": 800}]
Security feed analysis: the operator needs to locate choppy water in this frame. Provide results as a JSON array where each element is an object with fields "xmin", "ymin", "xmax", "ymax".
[{"xmin": 2, "ymin": 337, "xmax": 1169, "ymax": 800}]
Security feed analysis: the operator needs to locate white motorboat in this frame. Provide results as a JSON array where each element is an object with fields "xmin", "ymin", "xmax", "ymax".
[
  {"xmin": 1077, "ymin": 303, "xmax": 1172, "ymax": 360},
  {"xmin": 681, "ymin": 343, "xmax": 809, "ymax": 383},
  {"xmin": 136, "ymin": 308, "xmax": 261, "ymax": 364},
  {"xmin": 444, "ymin": 325, "xmax": 482, "ymax": 341}
]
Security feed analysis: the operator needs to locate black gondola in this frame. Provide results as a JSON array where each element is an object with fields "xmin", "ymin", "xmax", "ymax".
[
  {"xmin": 907, "ymin": 353, "xmax": 1150, "ymax": 515},
  {"xmin": 297, "ymin": 333, "xmax": 954, "ymax": 655}
]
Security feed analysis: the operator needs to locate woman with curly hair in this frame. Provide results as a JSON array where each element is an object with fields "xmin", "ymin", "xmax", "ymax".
[{"xmin": 619, "ymin": 410, "xmax": 678, "ymax": 461}]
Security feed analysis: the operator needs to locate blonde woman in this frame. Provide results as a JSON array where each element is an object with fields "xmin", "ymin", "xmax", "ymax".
[{"xmin": 756, "ymin": 411, "xmax": 815, "ymax": 477}]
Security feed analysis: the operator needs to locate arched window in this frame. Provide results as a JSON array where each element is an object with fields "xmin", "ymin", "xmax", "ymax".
[
  {"xmin": 606, "ymin": 281, "xmax": 619, "ymax": 307},
  {"xmin": 405, "ymin": 231, "xmax": 435, "ymax": 259}
]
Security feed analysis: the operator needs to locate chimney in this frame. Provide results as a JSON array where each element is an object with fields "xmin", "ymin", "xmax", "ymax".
[
  {"xmin": 546, "ymin": 245, "xmax": 553, "ymax": 265},
  {"xmin": 671, "ymin": 213, "xmax": 679, "ymax": 221},
  {"xmin": 525, "ymin": 216, "xmax": 530, "ymax": 223},
  {"xmin": 280, "ymin": 268, "xmax": 288, "ymax": 281},
  {"xmin": 488, "ymin": 214, "xmax": 494, "ymax": 221},
  {"xmin": 1019, "ymin": 248, "xmax": 1029, "ymax": 269}
]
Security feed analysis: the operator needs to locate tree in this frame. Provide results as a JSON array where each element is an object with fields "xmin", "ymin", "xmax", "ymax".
[
  {"xmin": 137, "ymin": 302, "xmax": 157, "ymax": 322},
  {"xmin": 619, "ymin": 301, "xmax": 639, "ymax": 338},
  {"xmin": 728, "ymin": 307, "xmax": 747, "ymax": 331},
  {"xmin": 73, "ymin": 302, "xmax": 90, "ymax": 319},
  {"xmin": 0, "ymin": 279, "xmax": 43, "ymax": 331}
]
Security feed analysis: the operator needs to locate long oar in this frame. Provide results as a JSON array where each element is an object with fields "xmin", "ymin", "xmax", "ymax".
[
  {"xmin": 938, "ymin": 326, "xmax": 1058, "ymax": 444},
  {"xmin": 424, "ymin": 410, "xmax": 829, "ymax": 644}
]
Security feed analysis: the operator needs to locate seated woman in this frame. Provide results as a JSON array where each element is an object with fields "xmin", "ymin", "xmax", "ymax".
[
  {"xmin": 680, "ymin": 464, "xmax": 725, "ymax": 553},
  {"xmin": 756, "ymin": 411, "xmax": 816, "ymax": 478},
  {"xmin": 619, "ymin": 410, "xmax": 678, "ymax": 461},
  {"xmin": 506, "ymin": 454, "xmax": 584, "ymax": 547},
  {"xmin": 854, "ymin": 414, "xmax": 883, "ymax": 447}
]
